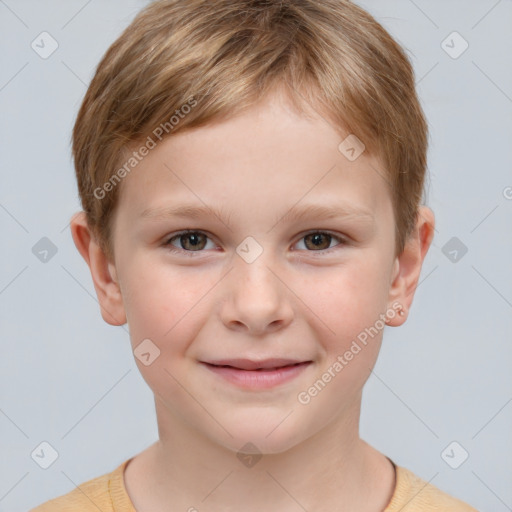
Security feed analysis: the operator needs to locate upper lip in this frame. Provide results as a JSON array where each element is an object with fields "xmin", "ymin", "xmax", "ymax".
[{"xmin": 202, "ymin": 358, "xmax": 310, "ymax": 370}]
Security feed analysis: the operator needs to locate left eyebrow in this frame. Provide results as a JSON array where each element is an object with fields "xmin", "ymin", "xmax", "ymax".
[{"xmin": 274, "ymin": 203, "xmax": 375, "ymax": 226}]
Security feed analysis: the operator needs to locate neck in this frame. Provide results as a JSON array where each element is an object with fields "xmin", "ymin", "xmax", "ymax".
[{"xmin": 124, "ymin": 394, "xmax": 395, "ymax": 512}]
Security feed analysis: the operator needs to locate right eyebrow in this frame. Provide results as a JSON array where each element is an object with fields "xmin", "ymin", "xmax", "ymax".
[{"xmin": 140, "ymin": 203, "xmax": 234, "ymax": 228}]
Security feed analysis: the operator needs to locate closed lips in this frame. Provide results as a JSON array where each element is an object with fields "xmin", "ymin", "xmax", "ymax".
[{"xmin": 202, "ymin": 359, "xmax": 312, "ymax": 371}]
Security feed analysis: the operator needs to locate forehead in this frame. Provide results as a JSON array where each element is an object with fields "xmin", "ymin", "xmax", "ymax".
[{"xmin": 115, "ymin": 91, "xmax": 392, "ymax": 227}]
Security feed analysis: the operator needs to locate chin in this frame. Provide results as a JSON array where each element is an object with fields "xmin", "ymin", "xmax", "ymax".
[{"xmin": 208, "ymin": 412, "xmax": 310, "ymax": 457}]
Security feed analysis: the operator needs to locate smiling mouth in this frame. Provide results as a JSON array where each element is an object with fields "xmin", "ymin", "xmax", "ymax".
[
  {"xmin": 204, "ymin": 362, "xmax": 308, "ymax": 371},
  {"xmin": 200, "ymin": 360, "xmax": 312, "ymax": 389},
  {"xmin": 201, "ymin": 358, "xmax": 312, "ymax": 371}
]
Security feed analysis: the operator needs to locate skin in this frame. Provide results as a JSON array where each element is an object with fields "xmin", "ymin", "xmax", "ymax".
[{"xmin": 71, "ymin": 88, "xmax": 434, "ymax": 511}]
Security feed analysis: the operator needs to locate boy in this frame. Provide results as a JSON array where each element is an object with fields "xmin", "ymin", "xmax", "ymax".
[{"xmin": 32, "ymin": 0, "xmax": 478, "ymax": 510}]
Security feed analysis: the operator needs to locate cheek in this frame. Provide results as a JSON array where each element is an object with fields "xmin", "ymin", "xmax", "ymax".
[
  {"xmin": 120, "ymin": 262, "xmax": 214, "ymax": 397},
  {"xmin": 120, "ymin": 259, "xmax": 213, "ymax": 347},
  {"xmin": 295, "ymin": 255, "xmax": 391, "ymax": 347},
  {"xmin": 293, "ymin": 262, "xmax": 389, "ymax": 412}
]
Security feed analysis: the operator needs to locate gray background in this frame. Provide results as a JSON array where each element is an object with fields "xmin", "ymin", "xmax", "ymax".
[{"xmin": 1, "ymin": 1, "xmax": 511, "ymax": 510}]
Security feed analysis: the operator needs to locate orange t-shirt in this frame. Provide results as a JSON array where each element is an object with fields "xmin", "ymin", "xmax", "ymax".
[{"xmin": 30, "ymin": 457, "xmax": 478, "ymax": 511}]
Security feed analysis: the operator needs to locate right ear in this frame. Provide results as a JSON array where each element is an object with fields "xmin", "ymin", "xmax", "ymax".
[{"xmin": 70, "ymin": 211, "xmax": 127, "ymax": 326}]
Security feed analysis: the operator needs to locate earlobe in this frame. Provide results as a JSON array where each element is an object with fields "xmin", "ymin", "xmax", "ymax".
[
  {"xmin": 69, "ymin": 211, "xmax": 127, "ymax": 326},
  {"xmin": 386, "ymin": 206, "xmax": 435, "ymax": 327}
]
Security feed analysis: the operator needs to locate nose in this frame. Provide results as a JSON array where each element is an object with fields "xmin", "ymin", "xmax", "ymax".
[{"xmin": 219, "ymin": 251, "xmax": 294, "ymax": 336}]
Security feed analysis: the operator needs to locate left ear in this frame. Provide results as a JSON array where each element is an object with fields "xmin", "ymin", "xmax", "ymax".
[{"xmin": 386, "ymin": 206, "xmax": 435, "ymax": 326}]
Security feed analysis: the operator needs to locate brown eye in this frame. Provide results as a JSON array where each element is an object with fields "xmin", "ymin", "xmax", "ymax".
[
  {"xmin": 181, "ymin": 232, "xmax": 206, "ymax": 250},
  {"xmin": 294, "ymin": 231, "xmax": 345, "ymax": 253},
  {"xmin": 167, "ymin": 231, "xmax": 211, "ymax": 251},
  {"xmin": 303, "ymin": 232, "xmax": 333, "ymax": 250}
]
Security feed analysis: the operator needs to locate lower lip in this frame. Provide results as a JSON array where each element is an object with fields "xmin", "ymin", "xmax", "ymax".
[{"xmin": 201, "ymin": 362, "xmax": 311, "ymax": 389}]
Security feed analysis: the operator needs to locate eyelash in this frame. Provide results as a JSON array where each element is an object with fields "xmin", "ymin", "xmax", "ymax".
[{"xmin": 163, "ymin": 229, "xmax": 347, "ymax": 257}]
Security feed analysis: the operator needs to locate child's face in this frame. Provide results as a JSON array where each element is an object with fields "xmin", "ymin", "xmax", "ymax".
[{"xmin": 87, "ymin": 91, "xmax": 427, "ymax": 454}]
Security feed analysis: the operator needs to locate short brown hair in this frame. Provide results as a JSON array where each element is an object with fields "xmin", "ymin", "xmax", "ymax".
[{"xmin": 72, "ymin": 0, "xmax": 429, "ymax": 260}]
